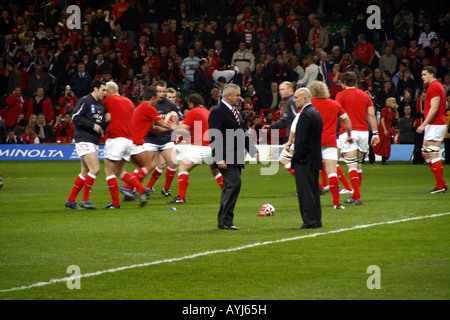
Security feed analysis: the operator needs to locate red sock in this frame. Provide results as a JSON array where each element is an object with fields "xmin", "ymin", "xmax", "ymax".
[
  {"xmin": 284, "ymin": 163, "xmax": 295, "ymax": 176},
  {"xmin": 348, "ymin": 169, "xmax": 361, "ymax": 200},
  {"xmin": 146, "ymin": 167, "xmax": 163, "ymax": 188},
  {"xmin": 178, "ymin": 172, "xmax": 189, "ymax": 199},
  {"xmin": 328, "ymin": 174, "xmax": 340, "ymax": 206},
  {"xmin": 68, "ymin": 174, "xmax": 85, "ymax": 202},
  {"xmin": 106, "ymin": 175, "xmax": 120, "ymax": 206},
  {"xmin": 164, "ymin": 167, "xmax": 177, "ymax": 190},
  {"xmin": 431, "ymin": 158, "xmax": 445, "ymax": 189},
  {"xmin": 82, "ymin": 173, "xmax": 96, "ymax": 201},
  {"xmin": 135, "ymin": 167, "xmax": 150, "ymax": 181},
  {"xmin": 358, "ymin": 169, "xmax": 362, "ymax": 186},
  {"xmin": 320, "ymin": 169, "xmax": 328, "ymax": 187},
  {"xmin": 215, "ymin": 173, "xmax": 224, "ymax": 189},
  {"xmin": 337, "ymin": 165, "xmax": 352, "ymax": 190},
  {"xmin": 121, "ymin": 172, "xmax": 145, "ymax": 194}
]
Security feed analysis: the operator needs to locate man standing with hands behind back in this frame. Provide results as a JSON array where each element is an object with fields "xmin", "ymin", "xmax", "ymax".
[
  {"xmin": 288, "ymin": 88, "xmax": 323, "ymax": 229},
  {"xmin": 208, "ymin": 84, "xmax": 259, "ymax": 230}
]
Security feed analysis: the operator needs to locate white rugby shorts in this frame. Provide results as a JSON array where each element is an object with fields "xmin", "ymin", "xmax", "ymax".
[
  {"xmin": 183, "ymin": 145, "xmax": 214, "ymax": 165},
  {"xmin": 75, "ymin": 142, "xmax": 99, "ymax": 158},
  {"xmin": 338, "ymin": 131, "xmax": 369, "ymax": 154},
  {"xmin": 145, "ymin": 142, "xmax": 175, "ymax": 152},
  {"xmin": 322, "ymin": 146, "xmax": 338, "ymax": 161},
  {"xmin": 104, "ymin": 137, "xmax": 133, "ymax": 161},
  {"xmin": 424, "ymin": 124, "xmax": 447, "ymax": 142}
]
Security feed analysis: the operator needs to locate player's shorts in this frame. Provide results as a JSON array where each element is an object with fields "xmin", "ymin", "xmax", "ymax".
[
  {"xmin": 130, "ymin": 143, "xmax": 146, "ymax": 156},
  {"xmin": 183, "ymin": 145, "xmax": 214, "ymax": 165},
  {"xmin": 424, "ymin": 124, "xmax": 447, "ymax": 142},
  {"xmin": 104, "ymin": 137, "xmax": 133, "ymax": 161},
  {"xmin": 338, "ymin": 131, "xmax": 369, "ymax": 154},
  {"xmin": 75, "ymin": 142, "xmax": 99, "ymax": 158},
  {"xmin": 322, "ymin": 146, "xmax": 338, "ymax": 161},
  {"xmin": 145, "ymin": 142, "xmax": 175, "ymax": 152},
  {"xmin": 280, "ymin": 145, "xmax": 294, "ymax": 161}
]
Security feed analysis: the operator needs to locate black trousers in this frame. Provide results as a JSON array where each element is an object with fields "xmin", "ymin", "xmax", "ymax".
[
  {"xmin": 218, "ymin": 167, "xmax": 242, "ymax": 227},
  {"xmin": 294, "ymin": 161, "xmax": 322, "ymax": 227}
]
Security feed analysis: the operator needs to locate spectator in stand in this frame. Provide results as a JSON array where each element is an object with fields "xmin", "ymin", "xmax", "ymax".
[
  {"xmin": 157, "ymin": 21, "xmax": 176, "ymax": 49},
  {"xmin": 353, "ymin": 34, "xmax": 375, "ymax": 68},
  {"xmin": 34, "ymin": 112, "xmax": 55, "ymax": 143},
  {"xmin": 297, "ymin": 55, "xmax": 321, "ymax": 89},
  {"xmin": 58, "ymin": 85, "xmax": 78, "ymax": 115},
  {"xmin": 54, "ymin": 112, "xmax": 75, "ymax": 143},
  {"xmin": 91, "ymin": 9, "xmax": 111, "ymax": 43},
  {"xmin": 14, "ymin": 118, "xmax": 28, "ymax": 137},
  {"xmin": 194, "ymin": 59, "xmax": 213, "ymax": 103},
  {"xmin": 5, "ymin": 60, "xmax": 22, "ymax": 96},
  {"xmin": 284, "ymin": 19, "xmax": 307, "ymax": 50},
  {"xmin": 4, "ymin": 129, "xmax": 23, "ymax": 144},
  {"xmin": 26, "ymin": 87, "xmax": 54, "ymax": 122},
  {"xmin": 4, "ymin": 87, "xmax": 27, "ymax": 129},
  {"xmin": 70, "ymin": 63, "xmax": 93, "ymax": 99},
  {"xmin": 399, "ymin": 105, "xmax": 415, "ymax": 144},
  {"xmin": 180, "ymin": 47, "xmax": 200, "ymax": 91},
  {"xmin": 260, "ymin": 82, "xmax": 281, "ymax": 110},
  {"xmin": 417, "ymin": 22, "xmax": 437, "ymax": 49},
  {"xmin": 232, "ymin": 42, "xmax": 255, "ymax": 74},
  {"xmin": 21, "ymin": 124, "xmax": 40, "ymax": 144},
  {"xmin": 212, "ymin": 59, "xmax": 239, "ymax": 85},
  {"xmin": 27, "ymin": 63, "xmax": 51, "ymax": 95},
  {"xmin": 379, "ymin": 46, "xmax": 398, "ymax": 76},
  {"xmin": 307, "ymin": 18, "xmax": 329, "ymax": 52},
  {"xmin": 373, "ymin": 98, "xmax": 400, "ymax": 165},
  {"xmin": 328, "ymin": 62, "xmax": 343, "ymax": 99},
  {"xmin": 333, "ymin": 27, "xmax": 353, "ymax": 54}
]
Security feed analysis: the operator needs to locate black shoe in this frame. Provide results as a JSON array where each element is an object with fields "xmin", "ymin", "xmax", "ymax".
[
  {"xmin": 429, "ymin": 187, "xmax": 446, "ymax": 194},
  {"xmin": 161, "ymin": 188, "xmax": 172, "ymax": 197},
  {"xmin": 294, "ymin": 222, "xmax": 322, "ymax": 229},
  {"xmin": 168, "ymin": 196, "xmax": 186, "ymax": 204},
  {"xmin": 218, "ymin": 225, "xmax": 244, "ymax": 230}
]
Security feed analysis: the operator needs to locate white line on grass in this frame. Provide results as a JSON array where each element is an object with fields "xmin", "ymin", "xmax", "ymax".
[{"xmin": 1, "ymin": 212, "xmax": 449, "ymax": 293}]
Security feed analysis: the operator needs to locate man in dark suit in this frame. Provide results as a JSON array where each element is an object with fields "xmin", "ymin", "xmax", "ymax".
[
  {"xmin": 333, "ymin": 27, "xmax": 353, "ymax": 54},
  {"xmin": 289, "ymin": 88, "xmax": 323, "ymax": 229},
  {"xmin": 208, "ymin": 84, "xmax": 260, "ymax": 230}
]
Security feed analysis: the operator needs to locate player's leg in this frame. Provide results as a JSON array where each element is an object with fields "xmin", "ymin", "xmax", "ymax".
[
  {"xmin": 66, "ymin": 160, "xmax": 87, "ymax": 209},
  {"xmin": 80, "ymin": 152, "xmax": 101, "ymax": 209},
  {"xmin": 210, "ymin": 166, "xmax": 224, "ymax": 190},
  {"xmin": 423, "ymin": 139, "xmax": 446, "ymax": 193},
  {"xmin": 323, "ymin": 157, "xmax": 342, "ymax": 209},
  {"xmin": 280, "ymin": 148, "xmax": 295, "ymax": 176},
  {"xmin": 146, "ymin": 152, "xmax": 165, "ymax": 189},
  {"xmin": 168, "ymin": 158, "xmax": 197, "ymax": 204},
  {"xmin": 160, "ymin": 147, "xmax": 177, "ymax": 197}
]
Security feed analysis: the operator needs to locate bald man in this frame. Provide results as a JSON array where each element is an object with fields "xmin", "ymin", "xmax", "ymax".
[
  {"xmin": 289, "ymin": 88, "xmax": 323, "ymax": 229},
  {"xmin": 102, "ymin": 81, "xmax": 153, "ymax": 208}
]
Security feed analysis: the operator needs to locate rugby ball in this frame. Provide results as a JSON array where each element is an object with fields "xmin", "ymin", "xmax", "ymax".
[
  {"xmin": 165, "ymin": 111, "xmax": 179, "ymax": 125},
  {"xmin": 257, "ymin": 203, "xmax": 275, "ymax": 217}
]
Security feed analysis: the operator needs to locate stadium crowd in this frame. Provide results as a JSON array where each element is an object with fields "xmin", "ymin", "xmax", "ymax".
[{"xmin": 0, "ymin": 0, "xmax": 449, "ymax": 164}]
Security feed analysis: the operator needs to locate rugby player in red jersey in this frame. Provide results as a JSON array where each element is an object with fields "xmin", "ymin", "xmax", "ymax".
[
  {"xmin": 335, "ymin": 72, "xmax": 379, "ymax": 205},
  {"xmin": 101, "ymin": 82, "xmax": 155, "ymax": 208},
  {"xmin": 416, "ymin": 66, "xmax": 447, "ymax": 193},
  {"xmin": 308, "ymin": 81, "xmax": 353, "ymax": 209},
  {"xmin": 119, "ymin": 87, "xmax": 173, "ymax": 200},
  {"xmin": 168, "ymin": 93, "xmax": 224, "ymax": 204}
]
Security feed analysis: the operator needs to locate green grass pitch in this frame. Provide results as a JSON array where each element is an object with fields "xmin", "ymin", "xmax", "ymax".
[{"xmin": 0, "ymin": 160, "xmax": 449, "ymax": 302}]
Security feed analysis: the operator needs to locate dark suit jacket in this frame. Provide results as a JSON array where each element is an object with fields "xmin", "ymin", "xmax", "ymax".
[
  {"xmin": 291, "ymin": 103, "xmax": 323, "ymax": 172},
  {"xmin": 208, "ymin": 100, "xmax": 258, "ymax": 169}
]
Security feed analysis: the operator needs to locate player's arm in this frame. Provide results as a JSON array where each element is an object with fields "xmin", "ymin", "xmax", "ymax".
[
  {"xmin": 340, "ymin": 113, "xmax": 353, "ymax": 143},
  {"xmin": 417, "ymin": 96, "xmax": 440, "ymax": 133},
  {"xmin": 367, "ymin": 106, "xmax": 379, "ymax": 146},
  {"xmin": 72, "ymin": 100, "xmax": 97, "ymax": 131},
  {"xmin": 148, "ymin": 119, "xmax": 172, "ymax": 133}
]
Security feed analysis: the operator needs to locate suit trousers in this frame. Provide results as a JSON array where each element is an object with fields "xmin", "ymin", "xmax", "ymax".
[
  {"xmin": 218, "ymin": 167, "xmax": 242, "ymax": 227},
  {"xmin": 294, "ymin": 161, "xmax": 322, "ymax": 226}
]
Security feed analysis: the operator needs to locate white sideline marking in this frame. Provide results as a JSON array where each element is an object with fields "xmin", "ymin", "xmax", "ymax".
[{"xmin": 1, "ymin": 212, "xmax": 449, "ymax": 293}]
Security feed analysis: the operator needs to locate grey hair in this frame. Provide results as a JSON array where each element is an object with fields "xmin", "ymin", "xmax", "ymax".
[{"xmin": 222, "ymin": 83, "xmax": 240, "ymax": 98}]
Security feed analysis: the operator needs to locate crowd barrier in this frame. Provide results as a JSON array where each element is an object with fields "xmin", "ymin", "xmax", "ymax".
[{"xmin": 0, "ymin": 143, "xmax": 446, "ymax": 162}]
